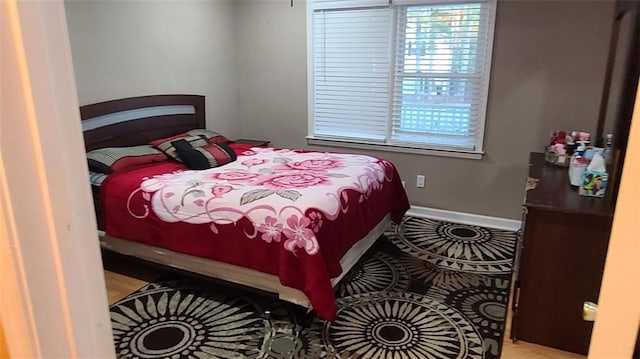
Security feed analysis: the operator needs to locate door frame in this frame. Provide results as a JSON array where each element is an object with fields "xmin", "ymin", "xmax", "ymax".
[
  {"xmin": 1, "ymin": 0, "xmax": 114, "ymax": 357},
  {"xmin": 588, "ymin": 79, "xmax": 640, "ymax": 358}
]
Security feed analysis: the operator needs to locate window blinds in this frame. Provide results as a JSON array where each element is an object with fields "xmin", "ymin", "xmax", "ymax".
[
  {"xmin": 311, "ymin": 0, "xmax": 390, "ymax": 10},
  {"xmin": 390, "ymin": 2, "xmax": 495, "ymax": 150},
  {"xmin": 309, "ymin": 0, "xmax": 495, "ymax": 152},
  {"xmin": 392, "ymin": 0, "xmax": 489, "ymax": 5},
  {"xmin": 311, "ymin": 8, "xmax": 392, "ymax": 142}
]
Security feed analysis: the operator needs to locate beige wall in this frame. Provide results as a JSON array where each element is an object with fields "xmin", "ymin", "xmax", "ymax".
[
  {"xmin": 235, "ymin": 0, "xmax": 614, "ymax": 219},
  {"xmin": 65, "ymin": 0, "xmax": 615, "ymax": 220},
  {"xmin": 64, "ymin": 0, "xmax": 241, "ymax": 138}
]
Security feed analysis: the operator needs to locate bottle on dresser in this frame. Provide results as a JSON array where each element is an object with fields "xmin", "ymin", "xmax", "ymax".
[{"xmin": 603, "ymin": 133, "xmax": 613, "ymax": 168}]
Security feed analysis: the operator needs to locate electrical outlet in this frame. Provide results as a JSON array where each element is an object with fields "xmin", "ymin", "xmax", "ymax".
[
  {"xmin": 401, "ymin": 180, "xmax": 406, "ymax": 188},
  {"xmin": 416, "ymin": 175, "xmax": 425, "ymax": 188}
]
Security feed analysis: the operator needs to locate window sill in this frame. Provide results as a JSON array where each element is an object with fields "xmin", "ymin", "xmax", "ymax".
[{"xmin": 306, "ymin": 137, "xmax": 484, "ymax": 160}]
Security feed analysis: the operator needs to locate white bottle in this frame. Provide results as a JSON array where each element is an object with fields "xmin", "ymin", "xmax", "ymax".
[{"xmin": 569, "ymin": 153, "xmax": 588, "ymax": 187}]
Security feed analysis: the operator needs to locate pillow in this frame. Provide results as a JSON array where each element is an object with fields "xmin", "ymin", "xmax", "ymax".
[
  {"xmin": 150, "ymin": 129, "xmax": 229, "ymax": 160},
  {"xmin": 172, "ymin": 140, "xmax": 237, "ymax": 170},
  {"xmin": 185, "ymin": 129, "xmax": 229, "ymax": 144},
  {"xmin": 87, "ymin": 145, "xmax": 167, "ymax": 174},
  {"xmin": 150, "ymin": 129, "xmax": 228, "ymax": 150},
  {"xmin": 89, "ymin": 171, "xmax": 108, "ymax": 187},
  {"xmin": 151, "ymin": 135, "xmax": 210, "ymax": 161}
]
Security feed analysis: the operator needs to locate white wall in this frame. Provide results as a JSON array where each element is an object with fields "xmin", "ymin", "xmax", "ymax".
[{"xmin": 65, "ymin": 0, "xmax": 241, "ymax": 138}]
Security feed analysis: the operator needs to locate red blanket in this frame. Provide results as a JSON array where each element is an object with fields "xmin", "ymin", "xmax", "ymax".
[{"xmin": 101, "ymin": 144, "xmax": 409, "ymax": 320}]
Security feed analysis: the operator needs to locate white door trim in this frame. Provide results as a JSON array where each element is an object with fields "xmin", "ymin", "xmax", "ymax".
[
  {"xmin": 1, "ymin": 1, "xmax": 114, "ymax": 357},
  {"xmin": 588, "ymin": 78, "xmax": 640, "ymax": 358}
]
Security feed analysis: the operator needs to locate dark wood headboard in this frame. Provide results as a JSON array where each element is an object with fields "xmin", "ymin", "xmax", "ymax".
[{"xmin": 81, "ymin": 94, "xmax": 205, "ymax": 151}]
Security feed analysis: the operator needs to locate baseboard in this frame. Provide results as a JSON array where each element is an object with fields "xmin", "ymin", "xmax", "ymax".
[{"xmin": 406, "ymin": 206, "xmax": 522, "ymax": 232}]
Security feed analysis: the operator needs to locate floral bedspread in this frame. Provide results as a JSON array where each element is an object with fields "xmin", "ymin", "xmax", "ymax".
[{"xmin": 101, "ymin": 145, "xmax": 409, "ymax": 320}]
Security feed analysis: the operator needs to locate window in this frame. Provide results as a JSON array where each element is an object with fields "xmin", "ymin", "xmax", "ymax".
[{"xmin": 307, "ymin": 0, "xmax": 496, "ymax": 158}]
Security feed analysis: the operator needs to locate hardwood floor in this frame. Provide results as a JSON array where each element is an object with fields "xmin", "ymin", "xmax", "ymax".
[
  {"xmin": 103, "ymin": 254, "xmax": 587, "ymax": 359},
  {"xmin": 104, "ymin": 270, "xmax": 148, "ymax": 305},
  {"xmin": 501, "ymin": 300, "xmax": 586, "ymax": 359},
  {"xmin": 500, "ymin": 341, "xmax": 586, "ymax": 359}
]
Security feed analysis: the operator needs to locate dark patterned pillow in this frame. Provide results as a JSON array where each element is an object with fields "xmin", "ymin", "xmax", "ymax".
[
  {"xmin": 172, "ymin": 140, "xmax": 237, "ymax": 170},
  {"xmin": 86, "ymin": 145, "xmax": 167, "ymax": 174},
  {"xmin": 151, "ymin": 135, "xmax": 209, "ymax": 161},
  {"xmin": 185, "ymin": 129, "xmax": 229, "ymax": 144},
  {"xmin": 150, "ymin": 129, "xmax": 229, "ymax": 161}
]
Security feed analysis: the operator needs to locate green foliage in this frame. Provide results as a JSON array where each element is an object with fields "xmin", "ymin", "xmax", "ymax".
[{"xmin": 404, "ymin": 4, "xmax": 481, "ymax": 73}]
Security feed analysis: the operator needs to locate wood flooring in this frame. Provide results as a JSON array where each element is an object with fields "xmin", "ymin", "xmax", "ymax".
[{"xmin": 103, "ymin": 254, "xmax": 587, "ymax": 359}]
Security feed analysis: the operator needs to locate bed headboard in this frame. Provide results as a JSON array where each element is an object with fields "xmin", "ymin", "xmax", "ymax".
[{"xmin": 80, "ymin": 94, "xmax": 205, "ymax": 151}]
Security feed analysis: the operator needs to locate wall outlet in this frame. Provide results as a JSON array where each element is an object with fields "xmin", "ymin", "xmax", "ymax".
[
  {"xmin": 416, "ymin": 175, "xmax": 425, "ymax": 188},
  {"xmin": 401, "ymin": 180, "xmax": 406, "ymax": 188}
]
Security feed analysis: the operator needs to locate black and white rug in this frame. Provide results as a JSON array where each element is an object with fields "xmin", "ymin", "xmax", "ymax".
[{"xmin": 110, "ymin": 216, "xmax": 518, "ymax": 358}]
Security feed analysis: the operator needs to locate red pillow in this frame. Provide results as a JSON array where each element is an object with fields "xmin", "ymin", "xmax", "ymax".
[
  {"xmin": 185, "ymin": 129, "xmax": 229, "ymax": 144},
  {"xmin": 150, "ymin": 129, "xmax": 228, "ymax": 147},
  {"xmin": 172, "ymin": 140, "xmax": 237, "ymax": 170},
  {"xmin": 150, "ymin": 129, "xmax": 229, "ymax": 161},
  {"xmin": 151, "ymin": 135, "xmax": 209, "ymax": 161}
]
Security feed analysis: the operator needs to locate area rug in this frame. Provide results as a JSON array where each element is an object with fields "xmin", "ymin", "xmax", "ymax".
[{"xmin": 109, "ymin": 216, "xmax": 518, "ymax": 358}]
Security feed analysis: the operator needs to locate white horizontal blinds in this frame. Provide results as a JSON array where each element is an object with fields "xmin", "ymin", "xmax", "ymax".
[
  {"xmin": 391, "ymin": 2, "xmax": 493, "ymax": 150},
  {"xmin": 393, "ymin": 0, "xmax": 488, "ymax": 5},
  {"xmin": 312, "ymin": 8, "xmax": 392, "ymax": 141},
  {"xmin": 312, "ymin": 0, "xmax": 390, "ymax": 10}
]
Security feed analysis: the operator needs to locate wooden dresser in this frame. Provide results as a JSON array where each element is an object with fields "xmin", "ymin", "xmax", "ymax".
[{"xmin": 510, "ymin": 152, "xmax": 614, "ymax": 354}]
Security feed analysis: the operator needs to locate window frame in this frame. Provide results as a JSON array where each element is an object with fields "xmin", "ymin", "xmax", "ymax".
[{"xmin": 306, "ymin": 0, "xmax": 496, "ymax": 160}]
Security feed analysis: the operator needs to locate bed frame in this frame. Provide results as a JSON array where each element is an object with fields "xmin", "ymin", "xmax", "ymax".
[
  {"xmin": 81, "ymin": 94, "xmax": 206, "ymax": 151},
  {"xmin": 81, "ymin": 94, "xmax": 389, "ymax": 309}
]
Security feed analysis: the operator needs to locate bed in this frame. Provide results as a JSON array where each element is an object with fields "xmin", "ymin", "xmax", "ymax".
[{"xmin": 82, "ymin": 94, "xmax": 410, "ymax": 321}]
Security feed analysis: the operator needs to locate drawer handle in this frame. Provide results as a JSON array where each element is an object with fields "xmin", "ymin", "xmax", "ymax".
[
  {"xmin": 583, "ymin": 301, "xmax": 598, "ymax": 321},
  {"xmin": 526, "ymin": 177, "xmax": 540, "ymax": 190}
]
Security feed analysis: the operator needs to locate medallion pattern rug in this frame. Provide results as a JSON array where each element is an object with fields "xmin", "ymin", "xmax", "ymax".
[{"xmin": 110, "ymin": 217, "xmax": 518, "ymax": 358}]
